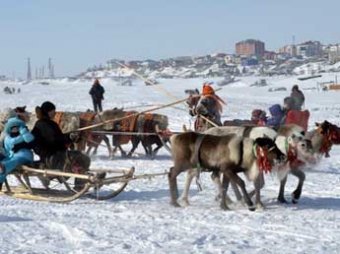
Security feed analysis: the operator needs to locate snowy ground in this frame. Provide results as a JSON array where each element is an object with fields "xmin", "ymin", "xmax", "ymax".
[{"xmin": 0, "ymin": 74, "xmax": 340, "ymax": 254}]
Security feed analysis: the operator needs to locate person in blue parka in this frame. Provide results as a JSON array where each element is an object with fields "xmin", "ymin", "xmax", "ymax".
[
  {"xmin": 266, "ymin": 104, "xmax": 284, "ymax": 129},
  {"xmin": 0, "ymin": 117, "xmax": 34, "ymax": 183}
]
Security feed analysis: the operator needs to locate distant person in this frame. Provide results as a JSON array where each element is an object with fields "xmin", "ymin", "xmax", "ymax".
[
  {"xmin": 89, "ymin": 79, "xmax": 105, "ymax": 112},
  {"xmin": 290, "ymin": 85, "xmax": 305, "ymax": 110}
]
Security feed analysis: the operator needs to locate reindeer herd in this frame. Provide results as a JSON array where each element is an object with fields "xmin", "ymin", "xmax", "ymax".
[
  {"xmin": 169, "ymin": 121, "xmax": 340, "ymax": 211},
  {"xmin": 1, "ymin": 106, "xmax": 340, "ymax": 211}
]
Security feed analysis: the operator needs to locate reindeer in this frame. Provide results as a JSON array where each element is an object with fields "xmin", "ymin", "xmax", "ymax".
[
  {"xmin": 180, "ymin": 124, "xmax": 316, "ymax": 207},
  {"xmin": 277, "ymin": 120, "xmax": 340, "ymax": 203},
  {"xmin": 168, "ymin": 132, "xmax": 286, "ymax": 210}
]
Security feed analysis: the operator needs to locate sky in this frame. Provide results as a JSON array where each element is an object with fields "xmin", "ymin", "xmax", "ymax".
[{"xmin": 0, "ymin": 0, "xmax": 339, "ymax": 78}]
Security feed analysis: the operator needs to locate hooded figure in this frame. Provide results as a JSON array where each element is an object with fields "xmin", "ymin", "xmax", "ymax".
[
  {"xmin": 194, "ymin": 83, "xmax": 226, "ymax": 130},
  {"xmin": 0, "ymin": 117, "xmax": 34, "ymax": 183},
  {"xmin": 31, "ymin": 101, "xmax": 72, "ymax": 164},
  {"xmin": 290, "ymin": 85, "xmax": 305, "ymax": 110},
  {"xmin": 266, "ymin": 104, "xmax": 284, "ymax": 129}
]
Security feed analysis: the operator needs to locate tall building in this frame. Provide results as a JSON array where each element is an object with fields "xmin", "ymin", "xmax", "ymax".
[
  {"xmin": 27, "ymin": 58, "xmax": 32, "ymax": 81},
  {"xmin": 235, "ymin": 39, "xmax": 265, "ymax": 57},
  {"xmin": 296, "ymin": 41, "xmax": 322, "ymax": 58}
]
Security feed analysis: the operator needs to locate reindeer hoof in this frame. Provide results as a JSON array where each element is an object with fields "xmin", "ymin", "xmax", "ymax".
[
  {"xmin": 277, "ymin": 197, "xmax": 288, "ymax": 204},
  {"xmin": 171, "ymin": 201, "xmax": 181, "ymax": 207},
  {"xmin": 292, "ymin": 198, "xmax": 299, "ymax": 204},
  {"xmin": 256, "ymin": 202, "xmax": 265, "ymax": 211},
  {"xmin": 248, "ymin": 206, "xmax": 256, "ymax": 212},
  {"xmin": 291, "ymin": 192, "xmax": 300, "ymax": 204},
  {"xmin": 181, "ymin": 198, "xmax": 190, "ymax": 207},
  {"xmin": 220, "ymin": 203, "xmax": 230, "ymax": 211}
]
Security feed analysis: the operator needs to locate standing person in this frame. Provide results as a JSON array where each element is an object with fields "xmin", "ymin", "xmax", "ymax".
[
  {"xmin": 89, "ymin": 79, "xmax": 105, "ymax": 112},
  {"xmin": 193, "ymin": 83, "xmax": 225, "ymax": 131},
  {"xmin": 0, "ymin": 117, "xmax": 34, "ymax": 184},
  {"xmin": 290, "ymin": 85, "xmax": 305, "ymax": 110}
]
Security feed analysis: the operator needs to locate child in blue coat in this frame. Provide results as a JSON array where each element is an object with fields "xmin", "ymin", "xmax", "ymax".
[
  {"xmin": 0, "ymin": 117, "xmax": 34, "ymax": 183},
  {"xmin": 266, "ymin": 104, "xmax": 284, "ymax": 129}
]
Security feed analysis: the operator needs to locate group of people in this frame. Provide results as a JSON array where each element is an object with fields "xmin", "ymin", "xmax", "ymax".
[
  {"xmin": 0, "ymin": 102, "xmax": 78, "ymax": 185},
  {"xmin": 0, "ymin": 77, "xmax": 105, "ymax": 186},
  {"xmin": 263, "ymin": 85, "xmax": 305, "ymax": 129},
  {"xmin": 188, "ymin": 82, "xmax": 305, "ymax": 131}
]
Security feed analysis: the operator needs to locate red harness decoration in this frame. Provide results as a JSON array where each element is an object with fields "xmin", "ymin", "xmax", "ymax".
[
  {"xmin": 256, "ymin": 146, "xmax": 272, "ymax": 174},
  {"xmin": 318, "ymin": 129, "xmax": 335, "ymax": 158},
  {"xmin": 287, "ymin": 144, "xmax": 297, "ymax": 162}
]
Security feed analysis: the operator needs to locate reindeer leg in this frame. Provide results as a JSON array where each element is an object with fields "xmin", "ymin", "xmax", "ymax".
[
  {"xmin": 224, "ymin": 170, "xmax": 255, "ymax": 211},
  {"xmin": 231, "ymin": 181, "xmax": 243, "ymax": 202},
  {"xmin": 254, "ymin": 173, "xmax": 265, "ymax": 210},
  {"xmin": 290, "ymin": 168, "xmax": 305, "ymax": 204},
  {"xmin": 152, "ymin": 144, "xmax": 162, "ymax": 158},
  {"xmin": 211, "ymin": 172, "xmax": 233, "ymax": 204},
  {"xmin": 247, "ymin": 171, "xmax": 265, "ymax": 200},
  {"xmin": 277, "ymin": 175, "xmax": 288, "ymax": 203},
  {"xmin": 180, "ymin": 168, "xmax": 197, "ymax": 206},
  {"xmin": 168, "ymin": 166, "xmax": 181, "ymax": 207},
  {"xmin": 127, "ymin": 136, "xmax": 140, "ymax": 157},
  {"xmin": 118, "ymin": 145, "xmax": 127, "ymax": 157},
  {"xmin": 220, "ymin": 173, "xmax": 231, "ymax": 210},
  {"xmin": 102, "ymin": 135, "xmax": 112, "ymax": 158}
]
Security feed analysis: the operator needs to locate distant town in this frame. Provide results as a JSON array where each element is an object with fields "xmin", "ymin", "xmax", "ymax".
[
  {"xmin": 2, "ymin": 39, "xmax": 340, "ymax": 82},
  {"xmin": 78, "ymin": 39, "xmax": 340, "ymax": 80}
]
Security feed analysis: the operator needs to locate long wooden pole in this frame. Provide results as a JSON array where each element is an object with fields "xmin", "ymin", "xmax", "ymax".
[
  {"xmin": 116, "ymin": 61, "xmax": 221, "ymax": 129},
  {"xmin": 115, "ymin": 61, "xmax": 181, "ymax": 101}
]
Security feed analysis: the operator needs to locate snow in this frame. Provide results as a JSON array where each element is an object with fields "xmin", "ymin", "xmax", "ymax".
[{"xmin": 0, "ymin": 74, "xmax": 340, "ymax": 254}]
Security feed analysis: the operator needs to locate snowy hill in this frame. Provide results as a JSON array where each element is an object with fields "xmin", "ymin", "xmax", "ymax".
[{"xmin": 0, "ymin": 74, "xmax": 340, "ymax": 253}]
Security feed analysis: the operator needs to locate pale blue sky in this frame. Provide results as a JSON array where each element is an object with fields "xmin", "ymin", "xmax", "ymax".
[{"xmin": 1, "ymin": 0, "xmax": 339, "ymax": 78}]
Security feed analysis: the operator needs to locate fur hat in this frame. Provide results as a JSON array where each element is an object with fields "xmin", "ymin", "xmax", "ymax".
[
  {"xmin": 202, "ymin": 84, "xmax": 215, "ymax": 95},
  {"xmin": 41, "ymin": 101, "xmax": 56, "ymax": 114}
]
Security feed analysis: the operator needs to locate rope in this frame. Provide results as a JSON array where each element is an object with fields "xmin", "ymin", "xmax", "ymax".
[{"xmin": 90, "ymin": 130, "xmax": 181, "ymax": 136}]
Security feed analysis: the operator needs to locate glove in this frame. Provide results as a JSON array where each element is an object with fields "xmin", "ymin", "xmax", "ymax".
[
  {"xmin": 69, "ymin": 132, "xmax": 80, "ymax": 142},
  {"xmin": 19, "ymin": 126, "xmax": 29, "ymax": 135}
]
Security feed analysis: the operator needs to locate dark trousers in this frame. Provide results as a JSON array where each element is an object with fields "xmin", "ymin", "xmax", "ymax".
[{"xmin": 92, "ymin": 99, "xmax": 103, "ymax": 113}]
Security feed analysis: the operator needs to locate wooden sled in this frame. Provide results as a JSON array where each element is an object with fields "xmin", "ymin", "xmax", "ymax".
[{"xmin": 0, "ymin": 165, "xmax": 135, "ymax": 203}]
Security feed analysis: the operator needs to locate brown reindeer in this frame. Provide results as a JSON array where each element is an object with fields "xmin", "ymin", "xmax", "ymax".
[{"xmin": 168, "ymin": 132, "xmax": 286, "ymax": 210}]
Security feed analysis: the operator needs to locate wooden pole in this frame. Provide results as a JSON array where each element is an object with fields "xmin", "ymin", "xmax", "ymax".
[
  {"xmin": 115, "ymin": 61, "xmax": 181, "ymax": 101},
  {"xmin": 20, "ymin": 165, "xmax": 95, "ymax": 181}
]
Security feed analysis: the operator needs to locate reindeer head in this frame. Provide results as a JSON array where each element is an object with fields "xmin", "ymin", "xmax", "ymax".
[
  {"xmin": 316, "ymin": 121, "xmax": 340, "ymax": 144},
  {"xmin": 255, "ymin": 137, "xmax": 286, "ymax": 164}
]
